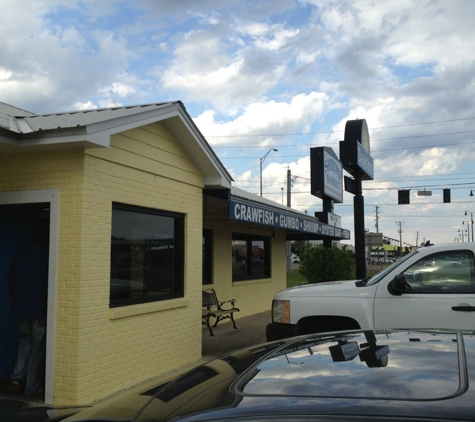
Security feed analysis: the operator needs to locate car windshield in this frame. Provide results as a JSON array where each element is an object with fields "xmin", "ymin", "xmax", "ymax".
[{"xmin": 365, "ymin": 250, "xmax": 419, "ymax": 286}]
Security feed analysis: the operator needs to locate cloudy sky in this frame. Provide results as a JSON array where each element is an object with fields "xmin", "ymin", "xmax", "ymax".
[{"xmin": 2, "ymin": 0, "xmax": 475, "ymax": 247}]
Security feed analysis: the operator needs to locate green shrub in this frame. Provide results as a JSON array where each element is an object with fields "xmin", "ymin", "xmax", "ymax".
[{"xmin": 299, "ymin": 244, "xmax": 355, "ymax": 283}]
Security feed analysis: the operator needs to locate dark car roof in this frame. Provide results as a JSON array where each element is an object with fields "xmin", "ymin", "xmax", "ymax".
[
  {"xmin": 236, "ymin": 330, "xmax": 463, "ymax": 400},
  {"xmin": 65, "ymin": 329, "xmax": 475, "ymax": 421}
]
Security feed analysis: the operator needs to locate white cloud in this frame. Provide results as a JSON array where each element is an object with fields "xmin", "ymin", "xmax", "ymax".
[
  {"xmin": 73, "ymin": 101, "xmax": 97, "ymax": 110},
  {"xmin": 236, "ymin": 22, "xmax": 300, "ymax": 50},
  {"xmin": 195, "ymin": 91, "xmax": 329, "ymax": 145},
  {"xmin": 1, "ymin": 0, "xmax": 475, "ymax": 244}
]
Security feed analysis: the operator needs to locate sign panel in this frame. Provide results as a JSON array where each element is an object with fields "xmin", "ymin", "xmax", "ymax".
[
  {"xmin": 229, "ymin": 198, "xmax": 350, "ymax": 240},
  {"xmin": 365, "ymin": 232, "xmax": 383, "ymax": 246},
  {"xmin": 314, "ymin": 212, "xmax": 341, "ymax": 226},
  {"xmin": 310, "ymin": 147, "xmax": 343, "ymax": 203},
  {"xmin": 357, "ymin": 142, "xmax": 374, "ymax": 180},
  {"xmin": 417, "ymin": 190, "xmax": 432, "ymax": 196},
  {"xmin": 327, "ymin": 212, "xmax": 341, "ymax": 227},
  {"xmin": 339, "ymin": 119, "xmax": 374, "ymax": 181},
  {"xmin": 345, "ymin": 119, "xmax": 370, "ymax": 153}
]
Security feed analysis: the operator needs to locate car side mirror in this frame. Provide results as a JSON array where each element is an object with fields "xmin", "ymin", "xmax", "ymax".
[{"xmin": 388, "ymin": 274, "xmax": 406, "ymax": 296}]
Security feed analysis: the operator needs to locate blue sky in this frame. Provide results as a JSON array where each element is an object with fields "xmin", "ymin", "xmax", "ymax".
[{"xmin": 2, "ymin": 0, "xmax": 475, "ymax": 246}]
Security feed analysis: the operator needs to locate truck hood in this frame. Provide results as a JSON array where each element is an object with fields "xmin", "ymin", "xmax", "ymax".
[{"xmin": 275, "ymin": 279, "xmax": 361, "ymax": 298}]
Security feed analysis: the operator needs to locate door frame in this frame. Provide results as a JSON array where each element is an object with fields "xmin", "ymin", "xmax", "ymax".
[{"xmin": 0, "ymin": 189, "xmax": 59, "ymax": 405}]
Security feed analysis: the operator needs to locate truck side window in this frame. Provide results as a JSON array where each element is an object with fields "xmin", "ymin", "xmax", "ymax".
[{"xmin": 402, "ymin": 251, "xmax": 475, "ymax": 293}]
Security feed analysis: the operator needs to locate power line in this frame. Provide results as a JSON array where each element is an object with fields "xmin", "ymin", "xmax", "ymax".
[
  {"xmin": 213, "ymin": 131, "xmax": 475, "ymax": 147},
  {"xmin": 235, "ymin": 181, "xmax": 475, "ymax": 191},
  {"xmin": 205, "ymin": 117, "xmax": 475, "ymax": 138},
  {"xmin": 216, "ymin": 140, "xmax": 475, "ymax": 158}
]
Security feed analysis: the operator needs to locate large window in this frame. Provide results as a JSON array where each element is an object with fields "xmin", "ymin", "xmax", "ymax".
[
  {"xmin": 203, "ymin": 229, "xmax": 213, "ymax": 285},
  {"xmin": 110, "ymin": 203, "xmax": 184, "ymax": 308},
  {"xmin": 232, "ymin": 233, "xmax": 270, "ymax": 281}
]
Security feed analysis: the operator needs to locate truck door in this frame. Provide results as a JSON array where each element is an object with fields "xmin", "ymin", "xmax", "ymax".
[{"xmin": 374, "ymin": 249, "xmax": 475, "ymax": 330}]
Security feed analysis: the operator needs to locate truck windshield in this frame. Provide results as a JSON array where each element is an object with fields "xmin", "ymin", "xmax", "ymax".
[{"xmin": 365, "ymin": 250, "xmax": 419, "ymax": 286}]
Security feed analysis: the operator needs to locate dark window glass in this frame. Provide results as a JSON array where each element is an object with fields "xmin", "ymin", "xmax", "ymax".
[
  {"xmin": 110, "ymin": 203, "xmax": 184, "ymax": 307},
  {"xmin": 232, "ymin": 233, "xmax": 270, "ymax": 281},
  {"xmin": 203, "ymin": 229, "xmax": 213, "ymax": 285},
  {"xmin": 403, "ymin": 250, "xmax": 475, "ymax": 293}
]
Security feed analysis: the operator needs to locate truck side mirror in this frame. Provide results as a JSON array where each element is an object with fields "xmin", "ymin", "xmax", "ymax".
[{"xmin": 388, "ymin": 274, "xmax": 406, "ymax": 296}]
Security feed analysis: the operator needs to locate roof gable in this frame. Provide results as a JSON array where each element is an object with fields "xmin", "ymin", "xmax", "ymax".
[{"xmin": 0, "ymin": 101, "xmax": 232, "ymax": 188}]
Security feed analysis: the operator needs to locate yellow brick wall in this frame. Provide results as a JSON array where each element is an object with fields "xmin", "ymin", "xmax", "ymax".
[
  {"xmin": 0, "ymin": 121, "xmax": 206, "ymax": 405},
  {"xmin": 0, "ymin": 150, "xmax": 87, "ymax": 404},
  {"xmin": 203, "ymin": 221, "xmax": 287, "ymax": 319}
]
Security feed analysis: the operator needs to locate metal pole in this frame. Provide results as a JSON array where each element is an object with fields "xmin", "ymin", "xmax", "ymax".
[
  {"xmin": 354, "ymin": 176, "xmax": 366, "ymax": 279},
  {"xmin": 286, "ymin": 168, "xmax": 291, "ymax": 207},
  {"xmin": 259, "ymin": 148, "xmax": 278, "ymax": 197},
  {"xmin": 286, "ymin": 168, "xmax": 292, "ymax": 270},
  {"xmin": 260, "ymin": 158, "xmax": 263, "ymax": 197}
]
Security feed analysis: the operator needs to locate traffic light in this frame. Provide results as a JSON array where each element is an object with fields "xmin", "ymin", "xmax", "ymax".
[
  {"xmin": 398, "ymin": 190, "xmax": 410, "ymax": 205},
  {"xmin": 443, "ymin": 188, "xmax": 451, "ymax": 203}
]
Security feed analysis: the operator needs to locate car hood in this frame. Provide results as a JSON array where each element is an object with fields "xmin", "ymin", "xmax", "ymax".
[
  {"xmin": 64, "ymin": 329, "xmax": 475, "ymax": 422},
  {"xmin": 274, "ymin": 279, "xmax": 362, "ymax": 299}
]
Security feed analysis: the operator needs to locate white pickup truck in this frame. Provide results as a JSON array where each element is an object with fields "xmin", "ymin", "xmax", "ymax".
[{"xmin": 266, "ymin": 242, "xmax": 475, "ymax": 341}]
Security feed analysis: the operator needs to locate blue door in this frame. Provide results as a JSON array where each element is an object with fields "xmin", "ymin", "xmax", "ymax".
[{"xmin": 0, "ymin": 203, "xmax": 50, "ymax": 382}]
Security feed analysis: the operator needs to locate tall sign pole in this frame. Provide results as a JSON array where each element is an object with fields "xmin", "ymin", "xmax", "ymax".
[
  {"xmin": 310, "ymin": 146, "xmax": 344, "ymax": 248},
  {"xmin": 339, "ymin": 119, "xmax": 374, "ymax": 279}
]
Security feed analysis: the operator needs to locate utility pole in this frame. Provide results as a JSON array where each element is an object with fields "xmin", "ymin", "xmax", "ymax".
[
  {"xmin": 286, "ymin": 168, "xmax": 291, "ymax": 207},
  {"xmin": 374, "ymin": 206, "xmax": 380, "ymax": 233},
  {"xmin": 286, "ymin": 168, "xmax": 292, "ymax": 270},
  {"xmin": 396, "ymin": 221, "xmax": 404, "ymax": 256},
  {"xmin": 415, "ymin": 231, "xmax": 419, "ymax": 247}
]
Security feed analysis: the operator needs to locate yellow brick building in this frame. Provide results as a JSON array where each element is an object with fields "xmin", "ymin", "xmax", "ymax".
[{"xmin": 0, "ymin": 101, "xmax": 350, "ymax": 406}]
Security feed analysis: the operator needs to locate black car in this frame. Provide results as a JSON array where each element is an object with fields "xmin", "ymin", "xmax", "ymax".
[
  {"xmin": 60, "ymin": 329, "xmax": 475, "ymax": 421},
  {"xmin": 5, "ymin": 329, "xmax": 475, "ymax": 421}
]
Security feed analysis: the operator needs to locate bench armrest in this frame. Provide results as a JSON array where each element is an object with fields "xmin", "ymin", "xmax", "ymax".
[{"xmin": 218, "ymin": 298, "xmax": 237, "ymax": 310}]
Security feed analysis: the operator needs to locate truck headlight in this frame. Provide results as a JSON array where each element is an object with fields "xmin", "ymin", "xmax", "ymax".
[{"xmin": 272, "ymin": 299, "xmax": 290, "ymax": 324}]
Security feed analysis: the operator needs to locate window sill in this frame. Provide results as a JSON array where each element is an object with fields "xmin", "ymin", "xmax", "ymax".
[{"xmin": 109, "ymin": 298, "xmax": 190, "ymax": 320}]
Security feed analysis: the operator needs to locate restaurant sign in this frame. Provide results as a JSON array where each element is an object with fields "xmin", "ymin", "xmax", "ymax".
[
  {"xmin": 310, "ymin": 146, "xmax": 343, "ymax": 203},
  {"xmin": 229, "ymin": 198, "xmax": 350, "ymax": 240}
]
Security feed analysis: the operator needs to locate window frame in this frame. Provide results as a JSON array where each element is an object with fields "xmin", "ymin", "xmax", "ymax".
[{"xmin": 110, "ymin": 202, "xmax": 185, "ymax": 308}]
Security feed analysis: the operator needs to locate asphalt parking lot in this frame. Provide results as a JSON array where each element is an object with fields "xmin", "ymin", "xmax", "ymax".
[{"xmin": 202, "ymin": 310, "xmax": 270, "ymax": 360}]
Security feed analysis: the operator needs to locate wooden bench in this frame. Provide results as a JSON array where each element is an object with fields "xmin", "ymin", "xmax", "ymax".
[{"xmin": 202, "ymin": 289, "xmax": 240, "ymax": 336}]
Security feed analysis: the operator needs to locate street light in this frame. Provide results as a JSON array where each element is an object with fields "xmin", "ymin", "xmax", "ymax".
[
  {"xmin": 465, "ymin": 211, "xmax": 475, "ymax": 242},
  {"xmin": 458, "ymin": 228, "xmax": 468, "ymax": 242},
  {"xmin": 260, "ymin": 148, "xmax": 278, "ymax": 197}
]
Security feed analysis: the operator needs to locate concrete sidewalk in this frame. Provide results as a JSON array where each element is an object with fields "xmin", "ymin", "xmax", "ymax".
[{"xmin": 202, "ymin": 310, "xmax": 270, "ymax": 360}]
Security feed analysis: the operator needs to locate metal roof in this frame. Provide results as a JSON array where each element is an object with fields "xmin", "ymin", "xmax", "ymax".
[
  {"xmin": 0, "ymin": 101, "xmax": 177, "ymax": 134},
  {"xmin": 0, "ymin": 102, "xmax": 35, "ymax": 132},
  {"xmin": 0, "ymin": 100, "xmax": 233, "ymax": 189}
]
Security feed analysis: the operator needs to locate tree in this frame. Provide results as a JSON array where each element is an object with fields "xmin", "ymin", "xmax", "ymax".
[
  {"xmin": 291, "ymin": 240, "xmax": 308, "ymax": 258},
  {"xmin": 299, "ymin": 244, "xmax": 355, "ymax": 283}
]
